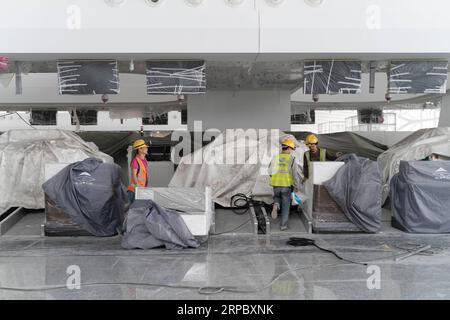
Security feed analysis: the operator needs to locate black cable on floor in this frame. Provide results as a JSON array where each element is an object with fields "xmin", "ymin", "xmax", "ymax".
[
  {"xmin": 287, "ymin": 237, "xmax": 368, "ymax": 266},
  {"xmin": 229, "ymin": 193, "xmax": 252, "ymax": 215}
]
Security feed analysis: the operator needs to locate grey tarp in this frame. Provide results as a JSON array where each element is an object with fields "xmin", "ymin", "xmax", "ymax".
[
  {"xmin": 0, "ymin": 129, "xmax": 113, "ymax": 210},
  {"xmin": 291, "ymin": 131, "xmax": 387, "ymax": 161},
  {"xmin": 323, "ymin": 154, "xmax": 382, "ymax": 233},
  {"xmin": 42, "ymin": 157, "xmax": 127, "ymax": 237},
  {"xmin": 391, "ymin": 160, "xmax": 450, "ymax": 233},
  {"xmin": 121, "ymin": 199, "xmax": 200, "ymax": 249}
]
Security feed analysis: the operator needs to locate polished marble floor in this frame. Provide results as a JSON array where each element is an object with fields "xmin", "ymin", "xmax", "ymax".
[{"xmin": 0, "ymin": 209, "xmax": 449, "ymax": 299}]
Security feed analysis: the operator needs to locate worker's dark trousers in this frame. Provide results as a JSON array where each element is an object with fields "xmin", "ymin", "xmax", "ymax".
[{"xmin": 273, "ymin": 186, "xmax": 291, "ymax": 228}]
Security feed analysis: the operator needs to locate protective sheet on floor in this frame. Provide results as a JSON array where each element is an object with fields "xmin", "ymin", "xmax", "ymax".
[
  {"xmin": 122, "ymin": 199, "xmax": 200, "ymax": 249},
  {"xmin": 169, "ymin": 130, "xmax": 308, "ymax": 207},
  {"xmin": 378, "ymin": 127, "xmax": 450, "ymax": 204},
  {"xmin": 0, "ymin": 129, "xmax": 113, "ymax": 210},
  {"xmin": 42, "ymin": 158, "xmax": 127, "ymax": 237},
  {"xmin": 323, "ymin": 154, "xmax": 382, "ymax": 233},
  {"xmin": 391, "ymin": 160, "xmax": 450, "ymax": 233}
]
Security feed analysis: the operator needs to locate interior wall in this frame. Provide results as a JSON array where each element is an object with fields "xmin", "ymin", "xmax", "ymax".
[{"xmin": 187, "ymin": 89, "xmax": 291, "ymax": 131}]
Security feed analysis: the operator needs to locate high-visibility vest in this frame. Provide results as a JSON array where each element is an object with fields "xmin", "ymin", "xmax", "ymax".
[
  {"xmin": 128, "ymin": 157, "xmax": 148, "ymax": 193},
  {"xmin": 305, "ymin": 148, "xmax": 327, "ymax": 164},
  {"xmin": 270, "ymin": 153, "xmax": 294, "ymax": 187}
]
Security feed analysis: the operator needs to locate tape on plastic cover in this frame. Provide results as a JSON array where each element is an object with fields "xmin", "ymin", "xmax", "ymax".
[
  {"xmin": 388, "ymin": 60, "xmax": 448, "ymax": 94},
  {"xmin": 304, "ymin": 60, "xmax": 362, "ymax": 95}
]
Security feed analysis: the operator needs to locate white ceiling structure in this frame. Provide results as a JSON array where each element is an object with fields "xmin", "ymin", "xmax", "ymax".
[{"xmin": 2, "ymin": 0, "xmax": 450, "ymax": 111}]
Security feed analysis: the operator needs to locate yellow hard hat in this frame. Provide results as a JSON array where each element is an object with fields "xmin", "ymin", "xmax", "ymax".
[
  {"xmin": 281, "ymin": 139, "xmax": 296, "ymax": 150},
  {"xmin": 305, "ymin": 134, "xmax": 318, "ymax": 145},
  {"xmin": 132, "ymin": 139, "xmax": 149, "ymax": 150}
]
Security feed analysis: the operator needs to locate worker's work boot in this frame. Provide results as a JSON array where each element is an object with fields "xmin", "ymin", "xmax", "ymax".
[
  {"xmin": 280, "ymin": 225, "xmax": 288, "ymax": 231},
  {"xmin": 271, "ymin": 203, "xmax": 279, "ymax": 219}
]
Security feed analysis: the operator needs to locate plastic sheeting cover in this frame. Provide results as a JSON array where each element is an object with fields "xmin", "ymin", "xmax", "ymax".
[
  {"xmin": 304, "ymin": 60, "xmax": 362, "ymax": 95},
  {"xmin": 169, "ymin": 130, "xmax": 308, "ymax": 207},
  {"xmin": 135, "ymin": 187, "xmax": 205, "ymax": 213},
  {"xmin": 378, "ymin": 127, "xmax": 450, "ymax": 203},
  {"xmin": 0, "ymin": 129, "xmax": 113, "ymax": 209},
  {"xmin": 388, "ymin": 61, "xmax": 448, "ymax": 94},
  {"xmin": 391, "ymin": 160, "xmax": 450, "ymax": 233},
  {"xmin": 323, "ymin": 154, "xmax": 382, "ymax": 233}
]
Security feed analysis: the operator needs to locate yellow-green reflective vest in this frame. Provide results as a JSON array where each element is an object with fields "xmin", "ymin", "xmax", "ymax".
[
  {"xmin": 270, "ymin": 154, "xmax": 294, "ymax": 187},
  {"xmin": 305, "ymin": 148, "xmax": 327, "ymax": 163}
]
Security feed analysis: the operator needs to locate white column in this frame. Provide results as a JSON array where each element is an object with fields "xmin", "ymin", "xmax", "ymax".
[
  {"xmin": 187, "ymin": 89, "xmax": 291, "ymax": 131},
  {"xmin": 438, "ymin": 95, "xmax": 450, "ymax": 127}
]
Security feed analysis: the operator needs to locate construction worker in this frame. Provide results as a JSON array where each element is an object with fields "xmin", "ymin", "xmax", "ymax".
[
  {"xmin": 269, "ymin": 138, "xmax": 302, "ymax": 231},
  {"xmin": 303, "ymin": 133, "xmax": 329, "ymax": 180},
  {"xmin": 127, "ymin": 139, "xmax": 150, "ymax": 205}
]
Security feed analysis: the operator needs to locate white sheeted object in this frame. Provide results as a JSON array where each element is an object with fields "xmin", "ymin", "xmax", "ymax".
[
  {"xmin": 0, "ymin": 129, "xmax": 113, "ymax": 209},
  {"xmin": 378, "ymin": 127, "xmax": 450, "ymax": 203},
  {"xmin": 169, "ymin": 130, "xmax": 308, "ymax": 207}
]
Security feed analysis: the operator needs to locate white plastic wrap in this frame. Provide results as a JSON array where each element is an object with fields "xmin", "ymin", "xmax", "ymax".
[
  {"xmin": 135, "ymin": 187, "xmax": 206, "ymax": 213},
  {"xmin": 378, "ymin": 127, "xmax": 450, "ymax": 203},
  {"xmin": 169, "ymin": 130, "xmax": 308, "ymax": 207},
  {"xmin": 0, "ymin": 129, "xmax": 113, "ymax": 209}
]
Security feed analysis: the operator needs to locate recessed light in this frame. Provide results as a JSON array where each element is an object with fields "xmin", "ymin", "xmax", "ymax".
[
  {"xmin": 304, "ymin": 0, "xmax": 324, "ymax": 7},
  {"xmin": 225, "ymin": 0, "xmax": 245, "ymax": 7},
  {"xmin": 144, "ymin": 0, "xmax": 164, "ymax": 7},
  {"xmin": 185, "ymin": 0, "xmax": 204, "ymax": 7}
]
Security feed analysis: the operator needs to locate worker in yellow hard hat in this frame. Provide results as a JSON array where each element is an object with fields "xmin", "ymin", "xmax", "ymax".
[
  {"xmin": 303, "ymin": 133, "xmax": 329, "ymax": 180},
  {"xmin": 127, "ymin": 139, "xmax": 150, "ymax": 205},
  {"xmin": 269, "ymin": 138, "xmax": 302, "ymax": 231}
]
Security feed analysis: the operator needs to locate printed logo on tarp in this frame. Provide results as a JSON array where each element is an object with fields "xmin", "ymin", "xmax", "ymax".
[
  {"xmin": 432, "ymin": 167, "xmax": 450, "ymax": 180},
  {"xmin": 74, "ymin": 171, "xmax": 96, "ymax": 184}
]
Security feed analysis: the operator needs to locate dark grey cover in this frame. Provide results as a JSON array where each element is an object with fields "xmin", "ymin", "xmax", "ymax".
[
  {"xmin": 121, "ymin": 199, "xmax": 200, "ymax": 250},
  {"xmin": 42, "ymin": 158, "xmax": 127, "ymax": 236},
  {"xmin": 391, "ymin": 160, "xmax": 450, "ymax": 233},
  {"xmin": 323, "ymin": 154, "xmax": 382, "ymax": 233}
]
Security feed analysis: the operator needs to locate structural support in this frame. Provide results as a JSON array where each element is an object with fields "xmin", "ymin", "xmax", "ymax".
[
  {"xmin": 438, "ymin": 95, "xmax": 450, "ymax": 127},
  {"xmin": 0, "ymin": 207, "xmax": 26, "ymax": 236}
]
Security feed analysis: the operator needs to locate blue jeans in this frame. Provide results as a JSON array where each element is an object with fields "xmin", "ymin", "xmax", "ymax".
[
  {"xmin": 273, "ymin": 186, "xmax": 291, "ymax": 228},
  {"xmin": 127, "ymin": 190, "xmax": 135, "ymax": 205}
]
